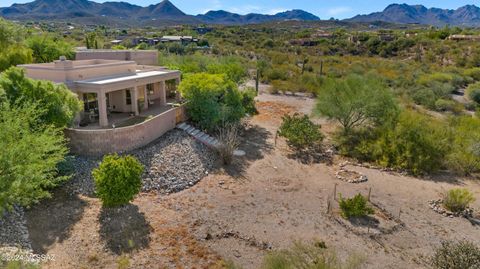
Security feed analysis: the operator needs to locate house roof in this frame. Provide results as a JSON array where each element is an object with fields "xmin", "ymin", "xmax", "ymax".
[{"xmin": 75, "ymin": 70, "xmax": 179, "ymax": 86}]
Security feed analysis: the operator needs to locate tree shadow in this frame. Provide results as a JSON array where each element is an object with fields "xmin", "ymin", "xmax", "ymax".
[
  {"xmin": 25, "ymin": 186, "xmax": 88, "ymax": 254},
  {"xmin": 224, "ymin": 124, "xmax": 273, "ymax": 178},
  {"xmin": 286, "ymin": 147, "xmax": 334, "ymax": 166},
  {"xmin": 348, "ymin": 215, "xmax": 380, "ymax": 229},
  {"xmin": 99, "ymin": 204, "xmax": 152, "ymax": 255}
]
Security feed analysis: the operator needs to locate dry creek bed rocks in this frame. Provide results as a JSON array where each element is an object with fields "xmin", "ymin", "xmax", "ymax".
[{"xmin": 67, "ymin": 129, "xmax": 217, "ymax": 195}]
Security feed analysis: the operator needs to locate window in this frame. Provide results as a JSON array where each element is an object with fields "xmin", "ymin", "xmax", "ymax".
[
  {"xmin": 126, "ymin": 90, "xmax": 132, "ymax": 105},
  {"xmin": 147, "ymin": 83, "xmax": 154, "ymax": 95}
]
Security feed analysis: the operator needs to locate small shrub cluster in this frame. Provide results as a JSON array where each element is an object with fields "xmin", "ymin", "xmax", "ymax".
[
  {"xmin": 442, "ymin": 188, "xmax": 475, "ymax": 213},
  {"xmin": 431, "ymin": 240, "xmax": 480, "ymax": 269},
  {"xmin": 93, "ymin": 154, "xmax": 144, "ymax": 207},
  {"xmin": 338, "ymin": 194, "xmax": 374, "ymax": 219},
  {"xmin": 278, "ymin": 113, "xmax": 324, "ymax": 151},
  {"xmin": 217, "ymin": 122, "xmax": 241, "ymax": 165}
]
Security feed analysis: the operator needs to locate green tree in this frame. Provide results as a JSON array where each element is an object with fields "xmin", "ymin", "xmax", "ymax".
[
  {"xmin": 179, "ymin": 73, "xmax": 245, "ymax": 131},
  {"xmin": 26, "ymin": 35, "xmax": 74, "ymax": 63},
  {"xmin": 0, "ymin": 67, "xmax": 82, "ymax": 128},
  {"xmin": 0, "ymin": 104, "xmax": 68, "ymax": 213},
  {"xmin": 93, "ymin": 154, "xmax": 144, "ymax": 207},
  {"xmin": 315, "ymin": 74, "xmax": 399, "ymax": 134}
]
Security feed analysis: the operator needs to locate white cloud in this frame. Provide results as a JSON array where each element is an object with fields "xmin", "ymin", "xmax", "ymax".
[
  {"xmin": 326, "ymin": 6, "xmax": 352, "ymax": 16},
  {"xmin": 266, "ymin": 8, "xmax": 288, "ymax": 15}
]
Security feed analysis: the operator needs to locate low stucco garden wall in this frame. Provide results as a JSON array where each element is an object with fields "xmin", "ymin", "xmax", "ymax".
[{"xmin": 65, "ymin": 105, "xmax": 187, "ymax": 156}]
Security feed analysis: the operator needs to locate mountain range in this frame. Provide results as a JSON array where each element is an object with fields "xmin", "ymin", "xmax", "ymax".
[
  {"xmin": 2, "ymin": 1, "xmax": 480, "ymax": 27},
  {"xmin": 349, "ymin": 4, "xmax": 480, "ymax": 27},
  {"xmin": 0, "ymin": 0, "xmax": 320, "ymax": 25}
]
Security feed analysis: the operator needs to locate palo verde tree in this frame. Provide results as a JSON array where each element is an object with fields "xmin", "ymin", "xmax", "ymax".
[{"xmin": 315, "ymin": 74, "xmax": 399, "ymax": 134}]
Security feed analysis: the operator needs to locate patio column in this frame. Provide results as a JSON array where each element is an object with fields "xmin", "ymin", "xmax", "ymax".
[
  {"xmin": 98, "ymin": 91, "xmax": 108, "ymax": 127},
  {"xmin": 160, "ymin": 81, "xmax": 167, "ymax": 106},
  {"xmin": 175, "ymin": 77, "xmax": 181, "ymax": 101},
  {"xmin": 140, "ymin": 85, "xmax": 148, "ymax": 110},
  {"xmin": 131, "ymin": 87, "xmax": 139, "ymax": 116}
]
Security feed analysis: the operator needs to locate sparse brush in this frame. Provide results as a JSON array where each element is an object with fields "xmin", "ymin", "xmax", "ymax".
[
  {"xmin": 431, "ymin": 240, "xmax": 480, "ymax": 269},
  {"xmin": 217, "ymin": 122, "xmax": 241, "ymax": 165},
  {"xmin": 443, "ymin": 188, "xmax": 475, "ymax": 212},
  {"xmin": 261, "ymin": 241, "xmax": 364, "ymax": 269}
]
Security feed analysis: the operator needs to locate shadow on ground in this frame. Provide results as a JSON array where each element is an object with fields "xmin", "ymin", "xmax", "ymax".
[
  {"xmin": 99, "ymin": 204, "xmax": 152, "ymax": 255},
  {"xmin": 25, "ymin": 187, "xmax": 88, "ymax": 254},
  {"xmin": 223, "ymin": 124, "xmax": 273, "ymax": 178}
]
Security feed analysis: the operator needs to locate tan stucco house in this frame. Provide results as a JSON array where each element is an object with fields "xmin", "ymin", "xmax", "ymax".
[{"xmin": 18, "ymin": 52, "xmax": 185, "ymax": 156}]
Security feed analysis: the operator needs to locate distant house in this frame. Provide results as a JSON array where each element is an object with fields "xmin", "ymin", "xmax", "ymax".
[
  {"xmin": 195, "ymin": 27, "xmax": 213, "ymax": 35},
  {"xmin": 289, "ymin": 39, "xmax": 320, "ymax": 46},
  {"xmin": 132, "ymin": 37, "xmax": 160, "ymax": 46},
  {"xmin": 160, "ymin": 36, "xmax": 199, "ymax": 44},
  {"xmin": 448, "ymin": 35, "xmax": 480, "ymax": 41}
]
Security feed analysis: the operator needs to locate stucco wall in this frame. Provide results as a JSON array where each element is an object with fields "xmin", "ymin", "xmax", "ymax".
[
  {"xmin": 65, "ymin": 105, "xmax": 186, "ymax": 156},
  {"xmin": 76, "ymin": 50, "xmax": 158, "ymax": 66}
]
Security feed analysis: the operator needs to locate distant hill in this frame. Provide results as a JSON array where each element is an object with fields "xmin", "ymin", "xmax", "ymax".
[
  {"xmin": 348, "ymin": 4, "xmax": 480, "ymax": 27},
  {"xmin": 0, "ymin": 0, "xmax": 320, "ymax": 25},
  {"xmin": 197, "ymin": 9, "xmax": 320, "ymax": 25}
]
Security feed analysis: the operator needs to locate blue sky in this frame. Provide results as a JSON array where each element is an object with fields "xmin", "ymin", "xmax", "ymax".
[{"xmin": 1, "ymin": 0, "xmax": 479, "ymax": 19}]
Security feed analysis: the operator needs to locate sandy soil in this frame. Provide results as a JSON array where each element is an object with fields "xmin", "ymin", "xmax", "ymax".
[{"xmin": 26, "ymin": 93, "xmax": 480, "ymax": 269}]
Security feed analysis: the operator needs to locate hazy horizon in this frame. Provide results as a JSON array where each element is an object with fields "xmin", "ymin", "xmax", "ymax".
[{"xmin": 0, "ymin": 0, "xmax": 478, "ymax": 19}]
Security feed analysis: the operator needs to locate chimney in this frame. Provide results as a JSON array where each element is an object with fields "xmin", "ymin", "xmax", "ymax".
[{"xmin": 54, "ymin": 56, "xmax": 73, "ymax": 69}]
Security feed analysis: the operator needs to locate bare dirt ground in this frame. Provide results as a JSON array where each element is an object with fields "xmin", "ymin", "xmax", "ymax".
[{"xmin": 27, "ymin": 93, "xmax": 480, "ymax": 269}]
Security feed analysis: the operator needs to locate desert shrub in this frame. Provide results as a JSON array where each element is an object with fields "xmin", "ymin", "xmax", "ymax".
[
  {"xmin": 434, "ymin": 99, "xmax": 463, "ymax": 113},
  {"xmin": 278, "ymin": 113, "xmax": 324, "ymax": 151},
  {"xmin": 464, "ymin": 68, "xmax": 480, "ymax": 81},
  {"xmin": 443, "ymin": 189, "xmax": 475, "ymax": 212},
  {"xmin": 179, "ymin": 73, "xmax": 245, "ymax": 131},
  {"xmin": 241, "ymin": 88, "xmax": 257, "ymax": 115},
  {"xmin": 412, "ymin": 88, "xmax": 437, "ymax": 108},
  {"xmin": 431, "ymin": 240, "xmax": 480, "ymax": 269},
  {"xmin": 366, "ymin": 111, "xmax": 450, "ymax": 175},
  {"xmin": 93, "ymin": 154, "xmax": 144, "ymax": 207},
  {"xmin": 262, "ymin": 242, "xmax": 364, "ymax": 269},
  {"xmin": 0, "ymin": 104, "xmax": 68, "ymax": 213},
  {"xmin": 447, "ymin": 117, "xmax": 480, "ymax": 174},
  {"xmin": 338, "ymin": 194, "xmax": 374, "ymax": 219},
  {"xmin": 217, "ymin": 123, "xmax": 241, "ymax": 165},
  {"xmin": 467, "ymin": 83, "xmax": 480, "ymax": 104}
]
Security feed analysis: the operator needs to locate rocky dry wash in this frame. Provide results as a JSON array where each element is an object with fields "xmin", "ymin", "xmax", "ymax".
[{"xmin": 65, "ymin": 129, "xmax": 217, "ymax": 196}]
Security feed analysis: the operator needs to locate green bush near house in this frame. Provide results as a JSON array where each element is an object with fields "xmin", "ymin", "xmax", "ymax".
[
  {"xmin": 338, "ymin": 194, "xmax": 374, "ymax": 219},
  {"xmin": 0, "ymin": 67, "xmax": 82, "ymax": 128},
  {"xmin": 0, "ymin": 104, "xmax": 68, "ymax": 214},
  {"xmin": 443, "ymin": 189, "xmax": 475, "ymax": 213},
  {"xmin": 178, "ymin": 73, "xmax": 246, "ymax": 131},
  {"xmin": 93, "ymin": 154, "xmax": 144, "ymax": 207},
  {"xmin": 278, "ymin": 113, "xmax": 324, "ymax": 151}
]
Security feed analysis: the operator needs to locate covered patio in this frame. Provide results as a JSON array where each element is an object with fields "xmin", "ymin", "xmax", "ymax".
[{"xmin": 73, "ymin": 69, "xmax": 181, "ymax": 129}]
